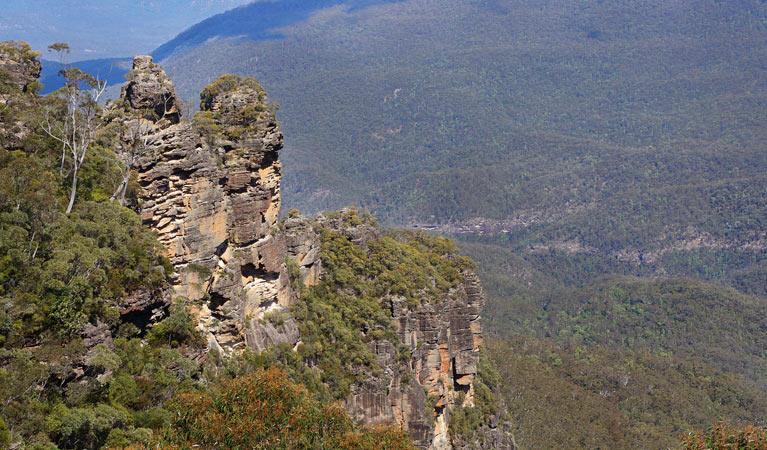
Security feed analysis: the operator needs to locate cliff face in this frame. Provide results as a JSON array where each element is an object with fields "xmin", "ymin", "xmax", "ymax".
[
  {"xmin": 121, "ymin": 56, "xmax": 313, "ymax": 355},
  {"xmin": 119, "ymin": 56, "xmax": 506, "ymax": 449},
  {"xmin": 348, "ymin": 257, "xmax": 486, "ymax": 449}
]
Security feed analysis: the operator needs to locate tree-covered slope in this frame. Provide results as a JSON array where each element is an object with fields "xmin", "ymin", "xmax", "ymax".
[
  {"xmin": 466, "ymin": 267, "xmax": 767, "ymax": 449},
  {"xmin": 457, "ymin": 231, "xmax": 767, "ymax": 448},
  {"xmin": 464, "ymin": 239, "xmax": 767, "ymax": 388},
  {"xmin": 487, "ymin": 337, "xmax": 767, "ymax": 450},
  {"xmin": 157, "ymin": 0, "xmax": 767, "ymax": 295},
  {"xmin": 533, "ymin": 277, "xmax": 767, "ymax": 385}
]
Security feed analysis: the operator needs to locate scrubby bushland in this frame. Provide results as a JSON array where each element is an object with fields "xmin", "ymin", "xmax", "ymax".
[
  {"xmin": 124, "ymin": 368, "xmax": 415, "ymax": 450},
  {"xmin": 682, "ymin": 423, "xmax": 767, "ymax": 450}
]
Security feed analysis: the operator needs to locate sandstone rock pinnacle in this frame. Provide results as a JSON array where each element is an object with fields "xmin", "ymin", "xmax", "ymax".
[
  {"xmin": 116, "ymin": 57, "xmax": 502, "ymax": 450},
  {"xmin": 121, "ymin": 55, "xmax": 182, "ymax": 123},
  {"xmin": 122, "ymin": 59, "xmax": 298, "ymax": 355}
]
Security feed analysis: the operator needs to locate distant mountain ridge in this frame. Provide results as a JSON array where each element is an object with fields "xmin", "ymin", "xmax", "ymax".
[
  {"xmin": 0, "ymin": 0, "xmax": 249, "ymax": 60},
  {"xmin": 39, "ymin": 58, "xmax": 131, "ymax": 94},
  {"xmin": 152, "ymin": 0, "xmax": 405, "ymax": 61}
]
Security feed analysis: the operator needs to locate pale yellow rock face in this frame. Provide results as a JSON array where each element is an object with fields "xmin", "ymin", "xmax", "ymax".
[{"xmin": 117, "ymin": 57, "xmax": 319, "ymax": 354}]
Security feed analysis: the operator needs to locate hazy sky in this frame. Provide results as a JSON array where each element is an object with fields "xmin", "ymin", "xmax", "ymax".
[{"xmin": 0, "ymin": 0, "xmax": 250, "ymax": 60}]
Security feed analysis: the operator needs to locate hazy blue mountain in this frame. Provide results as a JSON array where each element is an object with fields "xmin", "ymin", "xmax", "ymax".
[
  {"xmin": 0, "ymin": 0, "xmax": 249, "ymax": 60},
  {"xmin": 152, "ymin": 0, "xmax": 406, "ymax": 60},
  {"xmin": 39, "ymin": 58, "xmax": 131, "ymax": 94}
]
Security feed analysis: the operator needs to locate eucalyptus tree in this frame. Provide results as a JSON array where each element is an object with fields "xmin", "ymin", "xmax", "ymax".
[
  {"xmin": 109, "ymin": 116, "xmax": 153, "ymax": 206},
  {"xmin": 41, "ymin": 43, "xmax": 107, "ymax": 214}
]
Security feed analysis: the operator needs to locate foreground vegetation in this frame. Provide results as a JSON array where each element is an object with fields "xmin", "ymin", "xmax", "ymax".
[{"xmin": 125, "ymin": 368, "xmax": 415, "ymax": 450}]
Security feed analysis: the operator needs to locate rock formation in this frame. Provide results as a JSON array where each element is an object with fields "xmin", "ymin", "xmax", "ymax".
[
  {"xmin": 122, "ymin": 54, "xmax": 182, "ymax": 124},
  {"xmin": 0, "ymin": 41, "xmax": 41, "ymax": 96},
  {"xmin": 0, "ymin": 42, "xmax": 509, "ymax": 450},
  {"xmin": 118, "ymin": 56, "xmax": 508, "ymax": 449},
  {"xmin": 345, "ymin": 243, "xmax": 486, "ymax": 448},
  {"xmin": 0, "ymin": 41, "xmax": 42, "ymax": 149},
  {"xmin": 118, "ymin": 56, "xmax": 315, "ymax": 356}
]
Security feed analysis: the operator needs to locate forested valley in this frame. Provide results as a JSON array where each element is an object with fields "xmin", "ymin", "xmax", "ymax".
[{"xmin": 2, "ymin": 0, "xmax": 767, "ymax": 448}]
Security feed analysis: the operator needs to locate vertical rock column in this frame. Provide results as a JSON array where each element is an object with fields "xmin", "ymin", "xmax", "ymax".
[{"xmin": 122, "ymin": 57, "xmax": 316, "ymax": 354}]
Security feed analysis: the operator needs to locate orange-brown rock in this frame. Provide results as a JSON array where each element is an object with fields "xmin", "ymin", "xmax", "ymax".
[{"xmin": 122, "ymin": 57, "xmax": 318, "ymax": 354}]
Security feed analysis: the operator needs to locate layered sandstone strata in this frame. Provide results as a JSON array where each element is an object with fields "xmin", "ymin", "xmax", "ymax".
[{"xmin": 122, "ymin": 56, "xmax": 318, "ymax": 354}]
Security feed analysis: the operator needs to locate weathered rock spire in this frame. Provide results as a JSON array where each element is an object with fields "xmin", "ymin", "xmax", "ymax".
[
  {"xmin": 124, "ymin": 56, "xmax": 314, "ymax": 354},
  {"xmin": 121, "ymin": 55, "xmax": 182, "ymax": 123}
]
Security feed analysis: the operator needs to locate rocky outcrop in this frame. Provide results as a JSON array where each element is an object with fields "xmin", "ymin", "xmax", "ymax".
[
  {"xmin": 121, "ymin": 56, "xmax": 317, "ymax": 356},
  {"xmin": 120, "ymin": 56, "xmax": 499, "ymax": 449},
  {"xmin": 0, "ymin": 41, "xmax": 42, "ymax": 149},
  {"xmin": 121, "ymin": 55, "xmax": 182, "ymax": 123},
  {"xmin": 317, "ymin": 215, "xmax": 488, "ymax": 450},
  {"xmin": 350, "ymin": 279, "xmax": 486, "ymax": 450},
  {"xmin": 0, "ymin": 41, "xmax": 41, "ymax": 96},
  {"xmin": 118, "ymin": 288, "xmax": 173, "ymax": 331},
  {"xmin": 453, "ymin": 417, "xmax": 516, "ymax": 450}
]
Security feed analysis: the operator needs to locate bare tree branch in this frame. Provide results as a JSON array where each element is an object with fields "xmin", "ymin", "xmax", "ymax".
[{"xmin": 110, "ymin": 114, "xmax": 155, "ymax": 205}]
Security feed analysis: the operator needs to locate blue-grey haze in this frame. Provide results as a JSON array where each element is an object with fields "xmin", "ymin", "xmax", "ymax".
[{"xmin": 0, "ymin": 0, "xmax": 249, "ymax": 60}]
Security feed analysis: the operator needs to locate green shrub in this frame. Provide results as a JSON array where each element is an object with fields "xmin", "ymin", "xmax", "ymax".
[
  {"xmin": 131, "ymin": 368, "xmax": 416, "ymax": 450},
  {"xmin": 146, "ymin": 303, "xmax": 205, "ymax": 348},
  {"xmin": 199, "ymin": 74, "xmax": 266, "ymax": 110},
  {"xmin": 46, "ymin": 403, "xmax": 132, "ymax": 450},
  {"xmin": 0, "ymin": 417, "xmax": 10, "ymax": 450}
]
